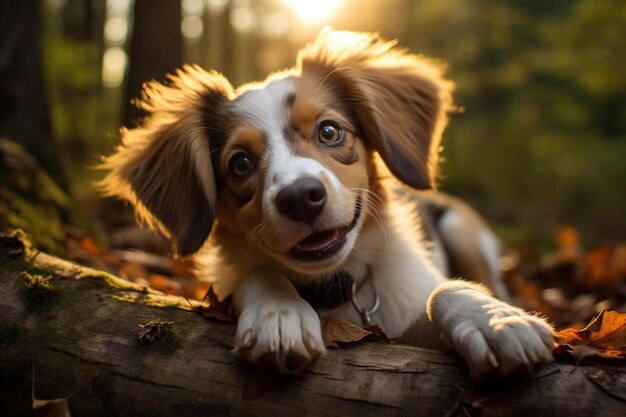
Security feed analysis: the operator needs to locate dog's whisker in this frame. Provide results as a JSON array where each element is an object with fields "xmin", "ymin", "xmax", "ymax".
[{"xmin": 348, "ymin": 188, "xmax": 388, "ymax": 248}]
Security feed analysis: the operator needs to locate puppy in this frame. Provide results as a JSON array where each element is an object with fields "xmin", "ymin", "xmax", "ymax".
[{"xmin": 99, "ymin": 30, "xmax": 554, "ymax": 378}]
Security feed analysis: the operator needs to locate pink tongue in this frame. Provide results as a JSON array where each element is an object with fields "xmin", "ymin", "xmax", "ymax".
[{"xmin": 296, "ymin": 229, "xmax": 340, "ymax": 252}]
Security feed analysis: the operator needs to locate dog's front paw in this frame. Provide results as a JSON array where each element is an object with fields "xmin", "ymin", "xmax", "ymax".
[
  {"xmin": 429, "ymin": 282, "xmax": 554, "ymax": 379},
  {"xmin": 234, "ymin": 299, "xmax": 325, "ymax": 373},
  {"xmin": 452, "ymin": 304, "xmax": 554, "ymax": 379}
]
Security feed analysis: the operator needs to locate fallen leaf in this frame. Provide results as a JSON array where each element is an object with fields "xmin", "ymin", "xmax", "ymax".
[
  {"xmin": 197, "ymin": 305, "xmax": 235, "ymax": 323},
  {"xmin": 553, "ymin": 309, "xmax": 626, "ymax": 363},
  {"xmin": 183, "ymin": 287, "xmax": 235, "ymax": 323},
  {"xmin": 31, "ymin": 362, "xmax": 99, "ymax": 417},
  {"xmin": 320, "ymin": 316, "xmax": 372, "ymax": 348},
  {"xmin": 578, "ymin": 245, "xmax": 614, "ymax": 287},
  {"xmin": 203, "ymin": 285, "xmax": 233, "ymax": 317},
  {"xmin": 553, "ymin": 225, "xmax": 580, "ymax": 261},
  {"xmin": 33, "ymin": 398, "xmax": 71, "ymax": 417},
  {"xmin": 78, "ymin": 236, "xmax": 100, "ymax": 255},
  {"xmin": 363, "ymin": 324, "xmax": 393, "ymax": 343}
]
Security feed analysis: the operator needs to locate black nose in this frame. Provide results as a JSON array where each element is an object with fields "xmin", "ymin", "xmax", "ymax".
[{"xmin": 275, "ymin": 177, "xmax": 327, "ymax": 224}]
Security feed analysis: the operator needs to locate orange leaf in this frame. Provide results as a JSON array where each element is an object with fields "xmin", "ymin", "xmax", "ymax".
[
  {"xmin": 320, "ymin": 316, "xmax": 372, "ymax": 348},
  {"xmin": 585, "ymin": 310, "xmax": 626, "ymax": 350},
  {"xmin": 553, "ymin": 309, "xmax": 626, "ymax": 363},
  {"xmin": 553, "ymin": 225, "xmax": 580, "ymax": 261}
]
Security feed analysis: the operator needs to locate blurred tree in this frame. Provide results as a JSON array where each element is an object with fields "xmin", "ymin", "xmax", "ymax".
[
  {"xmin": 0, "ymin": 0, "xmax": 65, "ymax": 186},
  {"xmin": 124, "ymin": 0, "xmax": 183, "ymax": 127}
]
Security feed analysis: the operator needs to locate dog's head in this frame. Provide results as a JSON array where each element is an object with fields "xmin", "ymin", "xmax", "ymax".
[{"xmin": 99, "ymin": 30, "xmax": 453, "ymax": 276}]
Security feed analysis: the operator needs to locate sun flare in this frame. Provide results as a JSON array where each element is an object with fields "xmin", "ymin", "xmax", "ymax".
[{"xmin": 281, "ymin": 0, "xmax": 342, "ymax": 24}]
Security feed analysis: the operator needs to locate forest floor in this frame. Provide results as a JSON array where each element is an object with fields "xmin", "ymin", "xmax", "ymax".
[{"xmin": 67, "ymin": 203, "xmax": 626, "ymax": 331}]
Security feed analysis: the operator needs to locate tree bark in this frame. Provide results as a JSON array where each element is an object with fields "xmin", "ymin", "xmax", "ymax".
[
  {"xmin": 123, "ymin": 0, "xmax": 182, "ymax": 127},
  {"xmin": 0, "ymin": 0, "xmax": 65, "ymax": 187},
  {"xmin": 0, "ymin": 235, "xmax": 624, "ymax": 417}
]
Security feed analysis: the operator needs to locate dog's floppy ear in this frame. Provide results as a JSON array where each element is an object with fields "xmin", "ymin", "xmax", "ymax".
[
  {"xmin": 98, "ymin": 65, "xmax": 232, "ymax": 256},
  {"xmin": 298, "ymin": 30, "xmax": 454, "ymax": 189}
]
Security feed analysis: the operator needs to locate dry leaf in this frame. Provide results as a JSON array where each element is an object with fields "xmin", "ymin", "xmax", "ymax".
[
  {"xmin": 33, "ymin": 398, "xmax": 72, "ymax": 417},
  {"xmin": 197, "ymin": 305, "xmax": 235, "ymax": 323},
  {"xmin": 204, "ymin": 285, "xmax": 233, "ymax": 317},
  {"xmin": 578, "ymin": 245, "xmax": 614, "ymax": 287},
  {"xmin": 320, "ymin": 316, "xmax": 372, "ymax": 348},
  {"xmin": 363, "ymin": 324, "xmax": 393, "ymax": 343},
  {"xmin": 553, "ymin": 225, "xmax": 580, "ymax": 261},
  {"xmin": 553, "ymin": 309, "xmax": 626, "ymax": 363},
  {"xmin": 185, "ymin": 286, "xmax": 235, "ymax": 323},
  {"xmin": 31, "ymin": 363, "xmax": 99, "ymax": 417}
]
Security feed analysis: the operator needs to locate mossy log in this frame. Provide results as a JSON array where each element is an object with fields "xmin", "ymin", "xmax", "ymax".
[{"xmin": 1, "ymin": 232, "xmax": 625, "ymax": 417}]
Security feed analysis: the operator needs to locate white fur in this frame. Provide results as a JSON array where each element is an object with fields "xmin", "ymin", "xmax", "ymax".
[
  {"xmin": 202, "ymin": 72, "xmax": 553, "ymax": 381},
  {"xmin": 232, "ymin": 271, "xmax": 326, "ymax": 372},
  {"xmin": 234, "ymin": 76, "xmax": 295, "ymax": 142},
  {"xmin": 221, "ymin": 190, "xmax": 554, "ymax": 378},
  {"xmin": 427, "ymin": 281, "xmax": 554, "ymax": 378}
]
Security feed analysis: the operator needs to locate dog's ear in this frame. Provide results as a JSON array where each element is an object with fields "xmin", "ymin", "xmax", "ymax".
[
  {"xmin": 98, "ymin": 65, "xmax": 232, "ymax": 256},
  {"xmin": 298, "ymin": 30, "xmax": 454, "ymax": 189}
]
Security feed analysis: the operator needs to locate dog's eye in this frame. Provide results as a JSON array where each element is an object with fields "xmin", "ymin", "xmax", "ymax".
[
  {"xmin": 229, "ymin": 152, "xmax": 254, "ymax": 178},
  {"xmin": 317, "ymin": 121, "xmax": 344, "ymax": 146}
]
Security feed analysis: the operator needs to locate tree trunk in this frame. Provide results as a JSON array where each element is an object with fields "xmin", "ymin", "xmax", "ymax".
[
  {"xmin": 0, "ymin": 0, "xmax": 65, "ymax": 187},
  {"xmin": 123, "ymin": 0, "xmax": 182, "ymax": 127},
  {"xmin": 1, "ymin": 233, "xmax": 624, "ymax": 417}
]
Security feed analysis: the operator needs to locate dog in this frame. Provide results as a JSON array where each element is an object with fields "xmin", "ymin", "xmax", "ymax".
[{"xmin": 99, "ymin": 30, "xmax": 554, "ymax": 378}]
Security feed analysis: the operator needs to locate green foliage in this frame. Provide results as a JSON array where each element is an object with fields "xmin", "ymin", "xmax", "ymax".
[
  {"xmin": 39, "ymin": 0, "xmax": 624, "ymax": 247},
  {"xmin": 401, "ymin": 0, "xmax": 626, "ymax": 245},
  {"xmin": 0, "ymin": 140, "xmax": 70, "ymax": 254}
]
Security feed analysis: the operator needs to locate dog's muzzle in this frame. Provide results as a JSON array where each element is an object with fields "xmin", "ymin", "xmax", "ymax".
[{"xmin": 287, "ymin": 194, "xmax": 363, "ymax": 263}]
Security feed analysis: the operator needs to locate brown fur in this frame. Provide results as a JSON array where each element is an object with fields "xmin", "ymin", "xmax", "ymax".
[
  {"xmin": 297, "ymin": 30, "xmax": 454, "ymax": 190},
  {"xmin": 98, "ymin": 65, "xmax": 234, "ymax": 255},
  {"xmin": 99, "ymin": 32, "xmax": 453, "ymax": 259}
]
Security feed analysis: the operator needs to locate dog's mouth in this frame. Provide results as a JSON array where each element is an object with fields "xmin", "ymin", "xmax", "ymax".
[{"xmin": 288, "ymin": 195, "xmax": 362, "ymax": 263}]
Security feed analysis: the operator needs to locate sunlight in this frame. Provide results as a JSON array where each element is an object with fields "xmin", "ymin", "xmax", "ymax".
[{"xmin": 281, "ymin": 0, "xmax": 342, "ymax": 24}]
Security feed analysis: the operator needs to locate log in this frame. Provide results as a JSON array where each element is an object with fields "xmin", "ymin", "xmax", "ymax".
[{"xmin": 1, "ymin": 231, "xmax": 625, "ymax": 417}]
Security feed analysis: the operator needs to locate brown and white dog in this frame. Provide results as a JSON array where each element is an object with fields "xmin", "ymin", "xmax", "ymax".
[{"xmin": 100, "ymin": 30, "xmax": 553, "ymax": 378}]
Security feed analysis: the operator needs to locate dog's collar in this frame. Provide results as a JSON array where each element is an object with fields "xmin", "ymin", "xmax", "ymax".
[{"xmin": 295, "ymin": 267, "xmax": 380, "ymax": 326}]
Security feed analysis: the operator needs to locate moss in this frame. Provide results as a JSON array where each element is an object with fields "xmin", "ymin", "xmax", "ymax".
[
  {"xmin": 0, "ymin": 191, "xmax": 66, "ymax": 255},
  {"xmin": 0, "ymin": 139, "xmax": 105, "ymax": 255},
  {"xmin": 19, "ymin": 271, "xmax": 59, "ymax": 311},
  {"xmin": 80, "ymin": 270, "xmax": 148, "ymax": 292}
]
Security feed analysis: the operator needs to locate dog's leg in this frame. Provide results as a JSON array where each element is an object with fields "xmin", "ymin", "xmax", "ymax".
[
  {"xmin": 232, "ymin": 273, "xmax": 325, "ymax": 373},
  {"xmin": 427, "ymin": 281, "xmax": 554, "ymax": 379}
]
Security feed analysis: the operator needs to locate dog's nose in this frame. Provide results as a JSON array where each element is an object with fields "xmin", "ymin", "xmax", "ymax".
[{"xmin": 275, "ymin": 178, "xmax": 327, "ymax": 224}]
